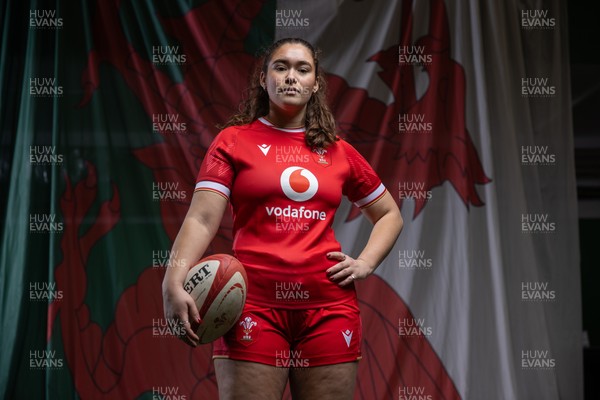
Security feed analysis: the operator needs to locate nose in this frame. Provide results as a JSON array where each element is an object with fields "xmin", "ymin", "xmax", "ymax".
[{"xmin": 285, "ymin": 70, "xmax": 298, "ymax": 84}]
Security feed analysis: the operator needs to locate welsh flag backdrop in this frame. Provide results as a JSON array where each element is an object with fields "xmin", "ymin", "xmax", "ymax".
[{"xmin": 0, "ymin": 0, "xmax": 582, "ymax": 399}]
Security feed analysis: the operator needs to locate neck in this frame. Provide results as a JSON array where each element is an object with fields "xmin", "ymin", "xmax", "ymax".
[{"xmin": 265, "ymin": 103, "xmax": 307, "ymax": 129}]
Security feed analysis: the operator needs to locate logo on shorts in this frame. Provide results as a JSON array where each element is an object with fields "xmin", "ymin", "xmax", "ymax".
[
  {"xmin": 280, "ymin": 166, "xmax": 318, "ymax": 202},
  {"xmin": 237, "ymin": 315, "xmax": 259, "ymax": 346},
  {"xmin": 341, "ymin": 329, "xmax": 353, "ymax": 348}
]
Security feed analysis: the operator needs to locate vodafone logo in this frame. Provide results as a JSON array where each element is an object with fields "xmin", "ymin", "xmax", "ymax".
[{"xmin": 280, "ymin": 166, "xmax": 318, "ymax": 202}]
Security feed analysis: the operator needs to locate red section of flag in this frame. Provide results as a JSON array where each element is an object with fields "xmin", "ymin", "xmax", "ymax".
[{"xmin": 330, "ymin": 0, "xmax": 490, "ymax": 219}]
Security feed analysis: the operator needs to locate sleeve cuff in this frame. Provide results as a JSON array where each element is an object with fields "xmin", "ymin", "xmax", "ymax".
[
  {"xmin": 354, "ymin": 183, "xmax": 386, "ymax": 208},
  {"xmin": 194, "ymin": 181, "xmax": 231, "ymax": 200}
]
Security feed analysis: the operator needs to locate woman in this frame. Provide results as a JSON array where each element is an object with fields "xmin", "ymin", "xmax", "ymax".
[{"xmin": 162, "ymin": 37, "xmax": 403, "ymax": 399}]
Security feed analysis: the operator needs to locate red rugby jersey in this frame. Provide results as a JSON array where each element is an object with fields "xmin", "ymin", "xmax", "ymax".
[{"xmin": 196, "ymin": 118, "xmax": 386, "ymax": 308}]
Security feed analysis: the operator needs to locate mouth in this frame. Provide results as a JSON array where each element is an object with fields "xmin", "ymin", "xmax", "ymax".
[{"xmin": 279, "ymin": 87, "xmax": 301, "ymax": 95}]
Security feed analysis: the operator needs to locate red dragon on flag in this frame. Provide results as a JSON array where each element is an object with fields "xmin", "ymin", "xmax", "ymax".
[{"xmin": 49, "ymin": 0, "xmax": 488, "ymax": 398}]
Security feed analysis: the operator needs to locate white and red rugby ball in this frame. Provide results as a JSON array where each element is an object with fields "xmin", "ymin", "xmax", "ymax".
[{"xmin": 183, "ymin": 254, "xmax": 248, "ymax": 344}]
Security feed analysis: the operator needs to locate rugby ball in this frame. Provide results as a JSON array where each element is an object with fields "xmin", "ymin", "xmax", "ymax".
[{"xmin": 183, "ymin": 254, "xmax": 248, "ymax": 344}]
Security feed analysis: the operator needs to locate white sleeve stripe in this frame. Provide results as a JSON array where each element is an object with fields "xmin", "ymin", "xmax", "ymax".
[
  {"xmin": 354, "ymin": 183, "xmax": 386, "ymax": 207},
  {"xmin": 195, "ymin": 181, "xmax": 231, "ymax": 198}
]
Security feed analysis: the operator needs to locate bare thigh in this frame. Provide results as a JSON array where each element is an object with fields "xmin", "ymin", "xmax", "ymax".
[
  {"xmin": 214, "ymin": 358, "xmax": 289, "ymax": 400},
  {"xmin": 289, "ymin": 362, "xmax": 358, "ymax": 400}
]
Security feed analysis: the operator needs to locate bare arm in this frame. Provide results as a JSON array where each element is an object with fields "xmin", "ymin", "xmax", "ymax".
[
  {"xmin": 327, "ymin": 191, "xmax": 403, "ymax": 286},
  {"xmin": 162, "ymin": 190, "xmax": 228, "ymax": 346}
]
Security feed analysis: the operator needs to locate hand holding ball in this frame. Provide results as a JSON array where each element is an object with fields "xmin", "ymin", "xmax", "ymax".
[{"xmin": 183, "ymin": 254, "xmax": 248, "ymax": 344}]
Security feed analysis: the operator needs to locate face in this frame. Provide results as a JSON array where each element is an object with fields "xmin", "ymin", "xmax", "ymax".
[{"xmin": 260, "ymin": 43, "xmax": 319, "ymax": 111}]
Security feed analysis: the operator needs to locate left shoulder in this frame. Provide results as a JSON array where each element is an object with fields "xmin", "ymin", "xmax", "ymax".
[
  {"xmin": 328, "ymin": 136, "xmax": 352, "ymax": 151},
  {"xmin": 329, "ymin": 137, "xmax": 365, "ymax": 159}
]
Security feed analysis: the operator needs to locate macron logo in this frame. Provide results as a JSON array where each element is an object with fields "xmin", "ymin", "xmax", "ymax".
[
  {"xmin": 341, "ymin": 329, "xmax": 353, "ymax": 348},
  {"xmin": 258, "ymin": 144, "xmax": 271, "ymax": 156}
]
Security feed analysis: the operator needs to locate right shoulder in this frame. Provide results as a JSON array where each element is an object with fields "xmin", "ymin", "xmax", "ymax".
[
  {"xmin": 212, "ymin": 120, "xmax": 258, "ymax": 143},
  {"xmin": 213, "ymin": 125, "xmax": 240, "ymax": 141}
]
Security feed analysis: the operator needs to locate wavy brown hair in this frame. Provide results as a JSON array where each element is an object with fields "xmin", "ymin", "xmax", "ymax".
[{"xmin": 221, "ymin": 38, "xmax": 338, "ymax": 148}]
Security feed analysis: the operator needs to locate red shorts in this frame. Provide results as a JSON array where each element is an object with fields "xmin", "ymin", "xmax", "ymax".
[{"xmin": 213, "ymin": 299, "xmax": 362, "ymax": 367}]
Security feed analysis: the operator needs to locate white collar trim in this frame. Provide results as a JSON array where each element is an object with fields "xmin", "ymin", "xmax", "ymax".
[{"xmin": 258, "ymin": 117, "xmax": 305, "ymax": 133}]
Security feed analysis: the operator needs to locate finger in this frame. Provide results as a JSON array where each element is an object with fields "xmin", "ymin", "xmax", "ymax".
[
  {"xmin": 173, "ymin": 314, "xmax": 197, "ymax": 347},
  {"xmin": 327, "ymin": 252, "xmax": 347, "ymax": 261},
  {"xmin": 185, "ymin": 328, "xmax": 199, "ymax": 347},
  {"xmin": 185, "ymin": 302, "xmax": 201, "ymax": 344},
  {"xmin": 329, "ymin": 264, "xmax": 356, "ymax": 282},
  {"xmin": 326, "ymin": 253, "xmax": 351, "ymax": 276},
  {"xmin": 326, "ymin": 261, "xmax": 348, "ymax": 277},
  {"xmin": 328, "ymin": 267, "xmax": 347, "ymax": 281},
  {"xmin": 179, "ymin": 332, "xmax": 197, "ymax": 348},
  {"xmin": 188, "ymin": 301, "xmax": 202, "ymax": 326},
  {"xmin": 338, "ymin": 273, "xmax": 357, "ymax": 287},
  {"xmin": 174, "ymin": 314, "xmax": 199, "ymax": 347}
]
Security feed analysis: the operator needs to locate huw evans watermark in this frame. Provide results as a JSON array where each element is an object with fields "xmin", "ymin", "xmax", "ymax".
[
  {"xmin": 275, "ymin": 349, "xmax": 309, "ymax": 368},
  {"xmin": 152, "ymin": 113, "xmax": 187, "ymax": 134},
  {"xmin": 151, "ymin": 386, "xmax": 187, "ymax": 400},
  {"xmin": 398, "ymin": 113, "xmax": 432, "ymax": 134},
  {"xmin": 275, "ymin": 9, "xmax": 309, "ymax": 28},
  {"xmin": 275, "ymin": 281, "xmax": 310, "ymax": 302},
  {"xmin": 152, "ymin": 46, "xmax": 187, "ymax": 65},
  {"xmin": 398, "ymin": 46, "xmax": 432, "ymax": 66},
  {"xmin": 29, "ymin": 282, "xmax": 63, "ymax": 301},
  {"xmin": 152, "ymin": 250, "xmax": 188, "ymax": 269},
  {"xmin": 29, "ymin": 9, "xmax": 63, "ymax": 29},
  {"xmin": 29, "ymin": 350, "xmax": 63, "ymax": 369},
  {"xmin": 521, "ymin": 213, "xmax": 556, "ymax": 233},
  {"xmin": 30, "ymin": 146, "xmax": 63, "ymax": 165},
  {"xmin": 29, "ymin": 214, "xmax": 63, "ymax": 233},
  {"xmin": 398, "ymin": 182, "xmax": 432, "ymax": 202},
  {"xmin": 153, "ymin": 182, "xmax": 187, "ymax": 201},
  {"xmin": 521, "ymin": 349, "xmax": 555, "ymax": 370},
  {"xmin": 398, "ymin": 386, "xmax": 432, "ymax": 400},
  {"xmin": 152, "ymin": 318, "xmax": 188, "ymax": 338},
  {"xmin": 521, "ymin": 281, "xmax": 556, "ymax": 302},
  {"xmin": 521, "ymin": 77, "xmax": 556, "ymax": 98},
  {"xmin": 521, "ymin": 145, "xmax": 556, "ymax": 166},
  {"xmin": 521, "ymin": 9, "xmax": 556, "ymax": 29},
  {"xmin": 398, "ymin": 250, "xmax": 432, "ymax": 270},
  {"xmin": 29, "ymin": 78, "xmax": 63, "ymax": 97},
  {"xmin": 398, "ymin": 318, "xmax": 432, "ymax": 337}
]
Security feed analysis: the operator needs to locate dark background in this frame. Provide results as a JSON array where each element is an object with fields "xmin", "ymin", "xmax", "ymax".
[{"xmin": 568, "ymin": 2, "xmax": 600, "ymax": 399}]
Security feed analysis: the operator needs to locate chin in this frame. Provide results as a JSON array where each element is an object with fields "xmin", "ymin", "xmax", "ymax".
[{"xmin": 276, "ymin": 98, "xmax": 309, "ymax": 108}]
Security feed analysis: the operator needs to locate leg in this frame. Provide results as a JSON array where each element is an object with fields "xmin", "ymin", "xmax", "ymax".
[
  {"xmin": 214, "ymin": 358, "xmax": 289, "ymax": 400},
  {"xmin": 289, "ymin": 361, "xmax": 358, "ymax": 400}
]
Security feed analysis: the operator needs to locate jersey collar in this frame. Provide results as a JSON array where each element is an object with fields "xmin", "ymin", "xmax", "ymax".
[{"xmin": 258, "ymin": 117, "xmax": 306, "ymax": 133}]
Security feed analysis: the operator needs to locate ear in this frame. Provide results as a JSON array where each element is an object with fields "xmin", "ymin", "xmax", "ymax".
[
  {"xmin": 313, "ymin": 77, "xmax": 320, "ymax": 93},
  {"xmin": 260, "ymin": 72, "xmax": 266, "ymax": 89}
]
